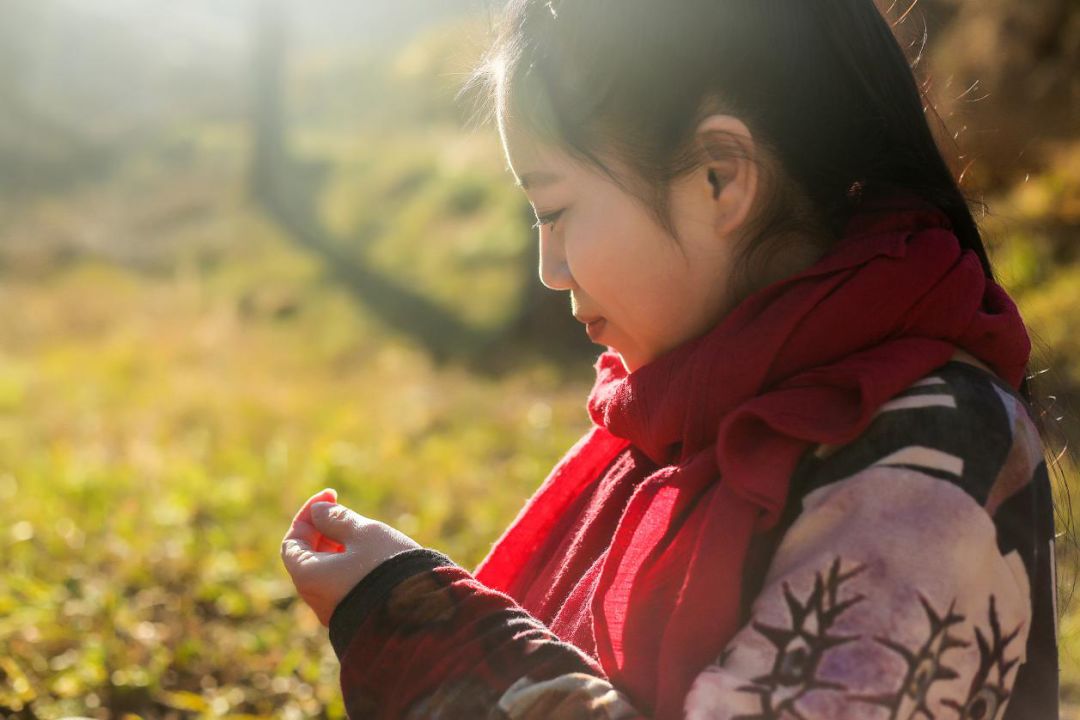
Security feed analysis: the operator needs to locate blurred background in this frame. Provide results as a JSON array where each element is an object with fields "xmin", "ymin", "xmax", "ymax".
[{"xmin": 0, "ymin": 1, "xmax": 1076, "ymax": 718}]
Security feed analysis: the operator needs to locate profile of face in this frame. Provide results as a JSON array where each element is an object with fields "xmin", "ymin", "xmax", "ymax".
[{"xmin": 500, "ymin": 115, "xmax": 761, "ymax": 373}]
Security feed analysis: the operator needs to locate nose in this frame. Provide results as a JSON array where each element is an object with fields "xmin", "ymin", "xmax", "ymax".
[{"xmin": 537, "ymin": 226, "xmax": 574, "ymax": 291}]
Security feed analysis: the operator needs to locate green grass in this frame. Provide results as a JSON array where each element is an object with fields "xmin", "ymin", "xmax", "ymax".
[{"xmin": 0, "ymin": 143, "xmax": 594, "ymax": 717}]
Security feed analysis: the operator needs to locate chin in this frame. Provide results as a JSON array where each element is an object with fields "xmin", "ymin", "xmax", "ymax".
[
  {"xmin": 607, "ymin": 335, "xmax": 653, "ymax": 374},
  {"xmin": 615, "ymin": 350, "xmax": 643, "ymax": 374}
]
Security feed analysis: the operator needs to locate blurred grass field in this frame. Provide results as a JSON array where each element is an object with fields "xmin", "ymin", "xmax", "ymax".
[
  {"xmin": 0, "ymin": 117, "xmax": 602, "ymax": 718},
  {"xmin": 1, "ymin": 4, "xmax": 1078, "ymax": 719}
]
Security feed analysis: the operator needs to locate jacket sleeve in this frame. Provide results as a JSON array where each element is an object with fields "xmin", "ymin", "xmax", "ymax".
[
  {"xmin": 328, "ymin": 362, "xmax": 1055, "ymax": 719},
  {"xmin": 327, "ymin": 547, "xmax": 646, "ymax": 719}
]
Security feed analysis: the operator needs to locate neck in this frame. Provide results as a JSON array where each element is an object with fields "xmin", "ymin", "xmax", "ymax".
[{"xmin": 725, "ymin": 228, "xmax": 834, "ymax": 315}]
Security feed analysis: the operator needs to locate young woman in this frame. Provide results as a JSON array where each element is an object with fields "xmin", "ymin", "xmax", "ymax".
[{"xmin": 281, "ymin": 1, "xmax": 1060, "ymax": 717}]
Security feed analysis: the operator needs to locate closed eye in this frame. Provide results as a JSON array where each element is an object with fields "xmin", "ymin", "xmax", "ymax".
[{"xmin": 532, "ymin": 209, "xmax": 565, "ymax": 230}]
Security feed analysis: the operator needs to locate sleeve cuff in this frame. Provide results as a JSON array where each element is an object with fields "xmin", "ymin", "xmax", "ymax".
[{"xmin": 328, "ymin": 547, "xmax": 458, "ymax": 659}]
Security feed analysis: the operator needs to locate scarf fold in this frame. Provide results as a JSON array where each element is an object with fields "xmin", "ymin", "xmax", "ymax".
[{"xmin": 475, "ymin": 190, "xmax": 1031, "ymax": 719}]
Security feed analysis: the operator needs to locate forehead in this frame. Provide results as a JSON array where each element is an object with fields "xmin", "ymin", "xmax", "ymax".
[
  {"xmin": 497, "ymin": 114, "xmax": 633, "ymax": 195},
  {"xmin": 498, "ymin": 118, "xmax": 570, "ymax": 187}
]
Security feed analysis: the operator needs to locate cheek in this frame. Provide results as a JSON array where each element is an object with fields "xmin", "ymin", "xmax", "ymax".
[
  {"xmin": 569, "ymin": 215, "xmax": 683, "ymax": 318},
  {"xmin": 561, "ymin": 214, "xmax": 608, "ymax": 280},
  {"xmin": 566, "ymin": 216, "xmax": 642, "ymax": 298}
]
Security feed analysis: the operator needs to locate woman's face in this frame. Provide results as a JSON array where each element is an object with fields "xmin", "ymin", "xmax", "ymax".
[{"xmin": 500, "ymin": 120, "xmax": 754, "ymax": 372}]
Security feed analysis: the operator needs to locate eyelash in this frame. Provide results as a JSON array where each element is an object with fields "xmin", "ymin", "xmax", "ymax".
[{"xmin": 532, "ymin": 210, "xmax": 565, "ymax": 230}]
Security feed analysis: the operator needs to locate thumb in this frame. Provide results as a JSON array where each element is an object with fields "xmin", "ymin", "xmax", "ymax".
[{"xmin": 310, "ymin": 501, "xmax": 357, "ymax": 542}]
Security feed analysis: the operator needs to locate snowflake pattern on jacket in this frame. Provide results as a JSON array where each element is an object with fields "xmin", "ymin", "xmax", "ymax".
[{"xmin": 327, "ymin": 358, "xmax": 1059, "ymax": 719}]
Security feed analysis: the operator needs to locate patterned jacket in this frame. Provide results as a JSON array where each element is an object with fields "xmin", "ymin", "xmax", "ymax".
[{"xmin": 327, "ymin": 355, "xmax": 1059, "ymax": 719}]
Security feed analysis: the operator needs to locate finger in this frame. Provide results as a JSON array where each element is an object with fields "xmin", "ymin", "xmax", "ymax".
[
  {"xmin": 290, "ymin": 487, "xmax": 338, "ymax": 531},
  {"xmin": 281, "ymin": 520, "xmax": 346, "ymax": 568},
  {"xmin": 283, "ymin": 517, "xmax": 320, "ymax": 547},
  {"xmin": 287, "ymin": 488, "xmax": 338, "ymax": 550},
  {"xmin": 280, "ymin": 533, "xmax": 314, "ymax": 568},
  {"xmin": 286, "ymin": 505, "xmax": 345, "ymax": 554},
  {"xmin": 310, "ymin": 501, "xmax": 367, "ymax": 545}
]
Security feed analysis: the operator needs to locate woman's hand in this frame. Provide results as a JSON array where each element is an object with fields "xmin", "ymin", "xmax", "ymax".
[{"xmin": 280, "ymin": 488, "xmax": 421, "ymax": 626}]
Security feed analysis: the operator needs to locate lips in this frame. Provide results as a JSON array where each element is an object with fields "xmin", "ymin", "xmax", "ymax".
[{"xmin": 575, "ymin": 315, "xmax": 606, "ymax": 342}]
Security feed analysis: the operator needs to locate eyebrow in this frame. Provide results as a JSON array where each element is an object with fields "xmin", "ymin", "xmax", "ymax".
[{"xmin": 516, "ymin": 170, "xmax": 564, "ymax": 190}]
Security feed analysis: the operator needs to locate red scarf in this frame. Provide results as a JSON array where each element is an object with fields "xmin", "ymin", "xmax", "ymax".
[{"xmin": 474, "ymin": 191, "xmax": 1031, "ymax": 718}]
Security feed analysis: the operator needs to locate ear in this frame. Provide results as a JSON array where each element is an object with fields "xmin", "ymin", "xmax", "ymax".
[{"xmin": 694, "ymin": 114, "xmax": 758, "ymax": 238}]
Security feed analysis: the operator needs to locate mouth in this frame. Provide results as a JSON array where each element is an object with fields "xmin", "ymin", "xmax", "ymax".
[{"xmin": 575, "ymin": 315, "xmax": 607, "ymax": 342}]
